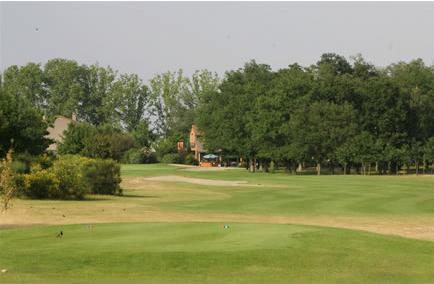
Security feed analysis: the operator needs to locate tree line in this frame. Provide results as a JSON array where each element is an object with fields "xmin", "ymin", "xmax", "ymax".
[
  {"xmin": 196, "ymin": 54, "xmax": 434, "ymax": 175},
  {"xmin": 0, "ymin": 58, "xmax": 219, "ymax": 159},
  {"xmin": 1, "ymin": 53, "xmax": 434, "ymax": 174}
]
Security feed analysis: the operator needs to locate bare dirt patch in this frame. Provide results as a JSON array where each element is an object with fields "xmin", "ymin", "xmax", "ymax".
[{"xmin": 143, "ymin": 175, "xmax": 262, "ymax": 186}]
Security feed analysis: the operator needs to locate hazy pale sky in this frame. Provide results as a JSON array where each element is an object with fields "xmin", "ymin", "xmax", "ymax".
[{"xmin": 1, "ymin": 1, "xmax": 434, "ymax": 81}]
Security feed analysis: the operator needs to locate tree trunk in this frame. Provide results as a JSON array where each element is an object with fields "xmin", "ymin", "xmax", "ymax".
[
  {"xmin": 317, "ymin": 162, "xmax": 321, "ymax": 176},
  {"xmin": 416, "ymin": 161, "xmax": 419, "ymax": 175},
  {"xmin": 249, "ymin": 159, "xmax": 255, "ymax": 173},
  {"xmin": 368, "ymin": 163, "xmax": 371, "ymax": 175},
  {"xmin": 375, "ymin": 162, "xmax": 379, "ymax": 174},
  {"xmin": 389, "ymin": 162, "xmax": 395, "ymax": 175},
  {"xmin": 431, "ymin": 163, "xmax": 434, "ymax": 174},
  {"xmin": 264, "ymin": 161, "xmax": 269, "ymax": 173},
  {"xmin": 329, "ymin": 161, "xmax": 334, "ymax": 175},
  {"xmin": 344, "ymin": 162, "xmax": 347, "ymax": 175},
  {"xmin": 362, "ymin": 161, "xmax": 366, "ymax": 176},
  {"xmin": 298, "ymin": 162, "xmax": 303, "ymax": 171},
  {"xmin": 346, "ymin": 163, "xmax": 352, "ymax": 175}
]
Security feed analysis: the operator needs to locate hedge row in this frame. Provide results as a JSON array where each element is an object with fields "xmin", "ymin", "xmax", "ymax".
[{"xmin": 18, "ymin": 155, "xmax": 122, "ymax": 200}]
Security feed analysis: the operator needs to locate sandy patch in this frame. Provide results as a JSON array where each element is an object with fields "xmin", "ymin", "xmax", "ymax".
[
  {"xmin": 168, "ymin": 164, "xmax": 197, "ymax": 168},
  {"xmin": 169, "ymin": 164, "xmax": 243, "ymax": 172},
  {"xmin": 143, "ymin": 175, "xmax": 261, "ymax": 186},
  {"xmin": 181, "ymin": 167, "xmax": 243, "ymax": 172}
]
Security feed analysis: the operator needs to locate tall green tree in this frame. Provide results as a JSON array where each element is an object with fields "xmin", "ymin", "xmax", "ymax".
[
  {"xmin": 43, "ymin": 58, "xmax": 88, "ymax": 118},
  {"xmin": 79, "ymin": 63, "xmax": 118, "ymax": 126},
  {"xmin": 197, "ymin": 61, "xmax": 273, "ymax": 172},
  {"xmin": 0, "ymin": 90, "xmax": 52, "ymax": 156},
  {"xmin": 253, "ymin": 64, "xmax": 313, "ymax": 168},
  {"xmin": 386, "ymin": 59, "xmax": 434, "ymax": 142},
  {"xmin": 424, "ymin": 137, "xmax": 434, "ymax": 174},
  {"xmin": 150, "ymin": 69, "xmax": 219, "ymax": 138},
  {"xmin": 114, "ymin": 73, "xmax": 150, "ymax": 131},
  {"xmin": 289, "ymin": 102, "xmax": 358, "ymax": 175},
  {"xmin": 2, "ymin": 63, "xmax": 47, "ymax": 108}
]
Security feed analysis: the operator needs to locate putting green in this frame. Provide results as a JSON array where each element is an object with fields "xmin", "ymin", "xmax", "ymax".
[{"xmin": 1, "ymin": 222, "xmax": 434, "ymax": 284}]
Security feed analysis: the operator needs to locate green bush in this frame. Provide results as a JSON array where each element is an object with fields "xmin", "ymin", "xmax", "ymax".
[
  {"xmin": 13, "ymin": 153, "xmax": 55, "ymax": 174},
  {"xmin": 50, "ymin": 156, "xmax": 89, "ymax": 200},
  {"xmin": 23, "ymin": 169, "xmax": 60, "ymax": 199},
  {"xmin": 11, "ymin": 161, "xmax": 27, "ymax": 174},
  {"xmin": 20, "ymin": 155, "xmax": 122, "ymax": 199},
  {"xmin": 123, "ymin": 149, "xmax": 146, "ymax": 164},
  {"xmin": 123, "ymin": 149, "xmax": 158, "ymax": 164},
  {"xmin": 14, "ymin": 174, "xmax": 26, "ymax": 198},
  {"xmin": 83, "ymin": 159, "xmax": 122, "ymax": 195},
  {"xmin": 161, "ymin": 153, "xmax": 183, "ymax": 164},
  {"xmin": 146, "ymin": 152, "xmax": 158, "ymax": 164},
  {"xmin": 81, "ymin": 134, "xmax": 115, "ymax": 160},
  {"xmin": 184, "ymin": 153, "xmax": 198, "ymax": 165}
]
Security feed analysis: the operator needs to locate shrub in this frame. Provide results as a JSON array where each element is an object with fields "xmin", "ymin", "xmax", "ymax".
[
  {"xmin": 161, "ymin": 153, "xmax": 183, "ymax": 164},
  {"xmin": 20, "ymin": 154, "xmax": 122, "ymax": 199},
  {"xmin": 111, "ymin": 133, "xmax": 135, "ymax": 161},
  {"xmin": 23, "ymin": 169, "xmax": 60, "ymax": 199},
  {"xmin": 58, "ymin": 123, "xmax": 97, "ymax": 155},
  {"xmin": 83, "ymin": 159, "xmax": 122, "ymax": 195},
  {"xmin": 36, "ymin": 153, "xmax": 55, "ymax": 170},
  {"xmin": 12, "ymin": 152, "xmax": 33, "ymax": 173},
  {"xmin": 184, "ymin": 153, "xmax": 198, "ymax": 165},
  {"xmin": 14, "ymin": 174, "xmax": 26, "ymax": 197},
  {"xmin": 11, "ymin": 161, "xmax": 27, "ymax": 174},
  {"xmin": 146, "ymin": 152, "xmax": 158, "ymax": 164},
  {"xmin": 0, "ymin": 151, "xmax": 16, "ymax": 211},
  {"xmin": 123, "ymin": 149, "xmax": 146, "ymax": 164},
  {"xmin": 13, "ymin": 153, "xmax": 55, "ymax": 174},
  {"xmin": 50, "ymin": 157, "xmax": 89, "ymax": 200},
  {"xmin": 81, "ymin": 134, "xmax": 115, "ymax": 160}
]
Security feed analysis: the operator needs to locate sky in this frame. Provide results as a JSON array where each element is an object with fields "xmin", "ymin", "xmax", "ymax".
[{"xmin": 1, "ymin": 1, "xmax": 434, "ymax": 81}]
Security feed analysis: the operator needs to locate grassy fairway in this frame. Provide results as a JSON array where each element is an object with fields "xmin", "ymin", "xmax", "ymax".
[
  {"xmin": 1, "ymin": 164, "xmax": 434, "ymax": 283},
  {"xmin": 120, "ymin": 164, "xmax": 434, "ymax": 216},
  {"xmin": 1, "ymin": 223, "xmax": 434, "ymax": 284}
]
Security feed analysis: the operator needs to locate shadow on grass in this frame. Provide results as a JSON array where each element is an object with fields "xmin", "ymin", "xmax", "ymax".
[
  {"xmin": 119, "ymin": 194, "xmax": 161, "ymax": 198},
  {"xmin": 82, "ymin": 197, "xmax": 112, "ymax": 201}
]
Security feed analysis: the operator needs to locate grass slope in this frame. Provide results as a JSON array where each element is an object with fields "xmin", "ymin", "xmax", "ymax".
[{"xmin": 1, "ymin": 223, "xmax": 434, "ymax": 284}]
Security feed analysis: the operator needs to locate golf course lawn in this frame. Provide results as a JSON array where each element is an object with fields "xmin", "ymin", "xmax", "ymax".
[{"xmin": 1, "ymin": 164, "xmax": 434, "ymax": 283}]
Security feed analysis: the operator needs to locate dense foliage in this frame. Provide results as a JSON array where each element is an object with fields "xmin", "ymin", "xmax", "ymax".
[
  {"xmin": 19, "ymin": 155, "xmax": 122, "ymax": 200},
  {"xmin": 1, "ymin": 54, "xmax": 433, "ymax": 174},
  {"xmin": 0, "ymin": 88, "xmax": 53, "ymax": 156},
  {"xmin": 196, "ymin": 55, "xmax": 434, "ymax": 174}
]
